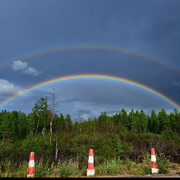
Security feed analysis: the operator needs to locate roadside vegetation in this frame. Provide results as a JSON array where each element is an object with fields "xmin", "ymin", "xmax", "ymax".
[{"xmin": 0, "ymin": 97, "xmax": 180, "ymax": 177}]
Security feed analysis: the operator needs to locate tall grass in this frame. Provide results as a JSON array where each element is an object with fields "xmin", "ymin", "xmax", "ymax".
[
  {"xmin": 95, "ymin": 159, "xmax": 125, "ymax": 175},
  {"xmin": 50, "ymin": 160, "xmax": 81, "ymax": 178},
  {"xmin": 0, "ymin": 154, "xmax": 179, "ymax": 177}
]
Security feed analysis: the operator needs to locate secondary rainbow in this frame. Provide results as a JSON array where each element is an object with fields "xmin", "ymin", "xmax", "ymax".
[
  {"xmin": 1, "ymin": 44, "xmax": 180, "ymax": 73},
  {"xmin": 0, "ymin": 74, "xmax": 180, "ymax": 109}
]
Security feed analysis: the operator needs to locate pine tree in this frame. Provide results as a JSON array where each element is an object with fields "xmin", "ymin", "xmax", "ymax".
[
  {"xmin": 150, "ymin": 109, "xmax": 159, "ymax": 133},
  {"xmin": 174, "ymin": 109, "xmax": 180, "ymax": 134},
  {"xmin": 17, "ymin": 111, "xmax": 28, "ymax": 139},
  {"xmin": 0, "ymin": 111, "xmax": 15, "ymax": 141},
  {"xmin": 120, "ymin": 109, "xmax": 128, "ymax": 130},
  {"xmin": 32, "ymin": 97, "xmax": 50, "ymax": 135},
  {"xmin": 112, "ymin": 113, "xmax": 121, "ymax": 132},
  {"xmin": 114, "ymin": 134, "xmax": 124, "ymax": 159},
  {"xmin": 127, "ymin": 109, "xmax": 135, "ymax": 131},
  {"xmin": 158, "ymin": 109, "xmax": 170, "ymax": 133},
  {"xmin": 169, "ymin": 112, "xmax": 176, "ymax": 132},
  {"xmin": 139, "ymin": 109, "xmax": 148, "ymax": 133},
  {"xmin": 129, "ymin": 109, "xmax": 138, "ymax": 134},
  {"xmin": 98, "ymin": 112, "xmax": 107, "ymax": 132},
  {"xmin": 65, "ymin": 114, "xmax": 73, "ymax": 131},
  {"xmin": 57, "ymin": 113, "xmax": 66, "ymax": 133}
]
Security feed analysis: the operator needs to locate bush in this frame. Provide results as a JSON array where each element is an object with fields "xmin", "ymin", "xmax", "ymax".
[
  {"xmin": 140, "ymin": 153, "xmax": 151, "ymax": 175},
  {"xmin": 13, "ymin": 161, "xmax": 28, "ymax": 178},
  {"xmin": 55, "ymin": 160, "xmax": 80, "ymax": 178},
  {"xmin": 95, "ymin": 159, "xmax": 124, "ymax": 175},
  {"xmin": 156, "ymin": 153, "xmax": 171, "ymax": 174},
  {"xmin": 143, "ymin": 166, "xmax": 151, "ymax": 174},
  {"xmin": 124, "ymin": 157, "xmax": 132, "ymax": 171},
  {"xmin": 35, "ymin": 161, "xmax": 44, "ymax": 178},
  {"xmin": 0, "ymin": 160, "xmax": 11, "ymax": 177},
  {"xmin": 59, "ymin": 166, "xmax": 69, "ymax": 178}
]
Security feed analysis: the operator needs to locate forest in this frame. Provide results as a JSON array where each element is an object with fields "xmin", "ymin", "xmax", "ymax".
[{"xmin": 0, "ymin": 96, "xmax": 180, "ymax": 177}]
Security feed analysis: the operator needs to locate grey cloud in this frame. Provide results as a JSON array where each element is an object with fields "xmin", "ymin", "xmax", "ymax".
[
  {"xmin": 60, "ymin": 98, "xmax": 92, "ymax": 103},
  {"xmin": 23, "ymin": 67, "xmax": 41, "ymax": 76},
  {"xmin": 172, "ymin": 80, "xmax": 180, "ymax": 87}
]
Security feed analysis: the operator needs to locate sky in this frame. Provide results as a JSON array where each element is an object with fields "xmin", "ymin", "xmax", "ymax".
[{"xmin": 0, "ymin": 0, "xmax": 180, "ymax": 121}]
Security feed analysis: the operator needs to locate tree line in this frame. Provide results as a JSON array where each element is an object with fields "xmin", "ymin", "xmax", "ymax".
[{"xmin": 0, "ymin": 96, "xmax": 180, "ymax": 171}]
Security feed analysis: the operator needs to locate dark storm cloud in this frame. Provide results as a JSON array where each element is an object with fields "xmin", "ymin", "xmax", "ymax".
[
  {"xmin": 1, "ymin": 0, "xmax": 180, "ymax": 48},
  {"xmin": 60, "ymin": 98, "xmax": 92, "ymax": 104},
  {"xmin": 0, "ymin": 0, "xmax": 180, "ymax": 118}
]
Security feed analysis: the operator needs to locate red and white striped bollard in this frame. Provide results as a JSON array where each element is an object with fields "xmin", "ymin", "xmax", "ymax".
[
  {"xmin": 27, "ymin": 152, "xmax": 35, "ymax": 178},
  {"xmin": 151, "ymin": 148, "xmax": 159, "ymax": 174},
  {"xmin": 87, "ymin": 149, "xmax": 95, "ymax": 176}
]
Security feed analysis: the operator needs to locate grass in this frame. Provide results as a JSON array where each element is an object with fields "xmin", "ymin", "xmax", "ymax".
[{"xmin": 0, "ymin": 154, "xmax": 179, "ymax": 177}]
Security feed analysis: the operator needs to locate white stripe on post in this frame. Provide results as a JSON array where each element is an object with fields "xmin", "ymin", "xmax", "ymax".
[
  {"xmin": 151, "ymin": 155, "xmax": 156, "ymax": 162},
  {"xmin": 29, "ymin": 160, "xmax": 35, "ymax": 168},
  {"xmin": 88, "ymin": 156, "xmax": 94, "ymax": 163},
  {"xmin": 152, "ymin": 168, "xmax": 159, "ymax": 174}
]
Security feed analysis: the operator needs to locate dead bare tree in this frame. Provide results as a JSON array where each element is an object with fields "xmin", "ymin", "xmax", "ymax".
[
  {"xmin": 49, "ymin": 88, "xmax": 61, "ymax": 163},
  {"xmin": 50, "ymin": 88, "xmax": 58, "ymax": 143}
]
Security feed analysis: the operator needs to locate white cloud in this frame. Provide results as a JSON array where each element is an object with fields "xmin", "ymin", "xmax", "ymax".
[
  {"xmin": 0, "ymin": 79, "xmax": 22, "ymax": 96},
  {"xmin": 11, "ymin": 60, "xmax": 42, "ymax": 76},
  {"xmin": 23, "ymin": 67, "xmax": 41, "ymax": 76},
  {"xmin": 11, "ymin": 60, "xmax": 28, "ymax": 71}
]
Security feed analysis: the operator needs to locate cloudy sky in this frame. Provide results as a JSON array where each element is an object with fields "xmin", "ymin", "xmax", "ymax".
[{"xmin": 0, "ymin": 0, "xmax": 180, "ymax": 120}]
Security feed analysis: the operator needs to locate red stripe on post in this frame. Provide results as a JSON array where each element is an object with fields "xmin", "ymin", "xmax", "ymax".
[
  {"xmin": 28, "ymin": 167, "xmax": 35, "ymax": 175},
  {"xmin": 151, "ymin": 148, "xmax": 155, "ymax": 155},
  {"xmin": 151, "ymin": 161, "xmax": 157, "ymax": 168},
  {"xmin": 89, "ymin": 149, "xmax": 93, "ymax": 156},
  {"xmin": 88, "ymin": 163, "xmax": 94, "ymax": 170},
  {"xmin": 29, "ymin": 152, "xmax": 35, "ymax": 161}
]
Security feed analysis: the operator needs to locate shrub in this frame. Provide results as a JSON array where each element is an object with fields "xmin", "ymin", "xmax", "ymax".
[
  {"xmin": 13, "ymin": 161, "xmax": 28, "ymax": 177},
  {"xmin": 124, "ymin": 157, "xmax": 132, "ymax": 172},
  {"xmin": 140, "ymin": 153, "xmax": 151, "ymax": 175},
  {"xmin": 55, "ymin": 160, "xmax": 80, "ymax": 178},
  {"xmin": 95, "ymin": 159, "xmax": 124, "ymax": 175},
  {"xmin": 35, "ymin": 161, "xmax": 45, "ymax": 178},
  {"xmin": 156, "ymin": 153, "xmax": 171, "ymax": 174}
]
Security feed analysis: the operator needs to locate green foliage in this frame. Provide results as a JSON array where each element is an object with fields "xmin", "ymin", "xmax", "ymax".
[
  {"xmin": 13, "ymin": 162, "xmax": 28, "ymax": 178},
  {"xmin": 0, "ymin": 97, "xmax": 180, "ymax": 177},
  {"xmin": 55, "ymin": 160, "xmax": 80, "ymax": 178},
  {"xmin": 95, "ymin": 159, "xmax": 124, "ymax": 175},
  {"xmin": 56, "ymin": 113, "xmax": 65, "ymax": 133},
  {"xmin": 124, "ymin": 157, "xmax": 132, "ymax": 171},
  {"xmin": 0, "ymin": 160, "xmax": 12, "ymax": 178},
  {"xmin": 156, "ymin": 153, "xmax": 171, "ymax": 174},
  {"xmin": 65, "ymin": 114, "xmax": 73, "ymax": 131},
  {"xmin": 138, "ymin": 153, "xmax": 151, "ymax": 174},
  {"xmin": 95, "ymin": 157, "xmax": 152, "ymax": 176},
  {"xmin": 114, "ymin": 134, "xmax": 124, "ymax": 159},
  {"xmin": 158, "ymin": 109, "xmax": 170, "ymax": 133},
  {"xmin": 35, "ymin": 161, "xmax": 44, "ymax": 178},
  {"xmin": 32, "ymin": 97, "xmax": 51, "ymax": 135},
  {"xmin": 150, "ymin": 110, "xmax": 159, "ymax": 133}
]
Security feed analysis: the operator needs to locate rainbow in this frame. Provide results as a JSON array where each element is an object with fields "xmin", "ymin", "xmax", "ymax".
[
  {"xmin": 1, "ymin": 44, "xmax": 180, "ymax": 73},
  {"xmin": 0, "ymin": 74, "xmax": 180, "ymax": 110}
]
